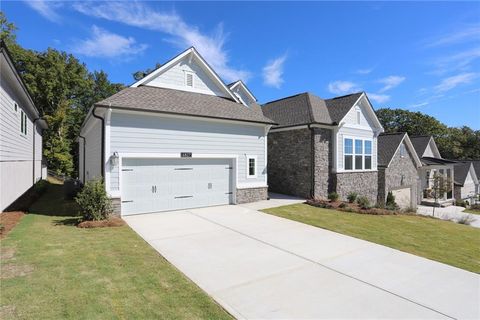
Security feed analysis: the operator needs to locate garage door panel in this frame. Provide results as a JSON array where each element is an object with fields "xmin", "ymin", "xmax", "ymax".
[{"xmin": 122, "ymin": 158, "xmax": 233, "ymax": 215}]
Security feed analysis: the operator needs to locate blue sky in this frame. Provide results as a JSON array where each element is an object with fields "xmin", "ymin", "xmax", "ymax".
[{"xmin": 3, "ymin": 1, "xmax": 480, "ymax": 129}]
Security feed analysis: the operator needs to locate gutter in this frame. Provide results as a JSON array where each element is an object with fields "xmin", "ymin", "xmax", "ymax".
[
  {"xmin": 78, "ymin": 135, "xmax": 86, "ymax": 182},
  {"xmin": 32, "ymin": 117, "xmax": 44, "ymax": 184},
  {"xmin": 92, "ymin": 106, "xmax": 105, "ymax": 178}
]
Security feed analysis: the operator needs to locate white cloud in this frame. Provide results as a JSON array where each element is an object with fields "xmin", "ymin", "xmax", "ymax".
[
  {"xmin": 72, "ymin": 2, "xmax": 250, "ymax": 82},
  {"xmin": 368, "ymin": 93, "xmax": 390, "ymax": 104},
  {"xmin": 71, "ymin": 26, "xmax": 148, "ymax": 58},
  {"xmin": 24, "ymin": 0, "xmax": 61, "ymax": 22},
  {"xmin": 432, "ymin": 47, "xmax": 480, "ymax": 75},
  {"xmin": 356, "ymin": 68, "xmax": 373, "ymax": 75},
  {"xmin": 262, "ymin": 54, "xmax": 287, "ymax": 88},
  {"xmin": 409, "ymin": 102, "xmax": 429, "ymax": 108},
  {"xmin": 327, "ymin": 81, "xmax": 361, "ymax": 95},
  {"xmin": 378, "ymin": 75, "xmax": 405, "ymax": 92},
  {"xmin": 434, "ymin": 73, "xmax": 477, "ymax": 93},
  {"xmin": 425, "ymin": 25, "xmax": 480, "ymax": 47}
]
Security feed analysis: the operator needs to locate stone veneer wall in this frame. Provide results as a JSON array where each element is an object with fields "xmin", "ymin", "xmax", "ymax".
[
  {"xmin": 313, "ymin": 128, "xmax": 333, "ymax": 199},
  {"xmin": 267, "ymin": 129, "xmax": 312, "ymax": 198},
  {"xmin": 236, "ymin": 187, "xmax": 268, "ymax": 204},
  {"xmin": 453, "ymin": 186, "xmax": 462, "ymax": 201},
  {"xmin": 111, "ymin": 197, "xmax": 121, "ymax": 217},
  {"xmin": 334, "ymin": 172, "xmax": 378, "ymax": 204},
  {"xmin": 380, "ymin": 142, "xmax": 419, "ymax": 208}
]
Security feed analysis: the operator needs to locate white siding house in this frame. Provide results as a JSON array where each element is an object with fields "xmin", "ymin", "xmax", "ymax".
[
  {"xmin": 79, "ymin": 47, "xmax": 274, "ymax": 216},
  {"xmin": 0, "ymin": 42, "xmax": 47, "ymax": 212}
]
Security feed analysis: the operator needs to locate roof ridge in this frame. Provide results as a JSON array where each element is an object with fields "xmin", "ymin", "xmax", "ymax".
[
  {"xmin": 326, "ymin": 91, "xmax": 364, "ymax": 101},
  {"xmin": 263, "ymin": 92, "xmax": 310, "ymax": 106},
  {"xmin": 304, "ymin": 93, "xmax": 316, "ymax": 124}
]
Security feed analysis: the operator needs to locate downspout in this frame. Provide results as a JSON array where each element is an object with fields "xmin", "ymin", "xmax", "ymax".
[
  {"xmin": 32, "ymin": 117, "xmax": 42, "ymax": 184},
  {"xmin": 308, "ymin": 124, "xmax": 315, "ymax": 199},
  {"xmin": 78, "ymin": 135, "xmax": 86, "ymax": 183},
  {"xmin": 92, "ymin": 106, "xmax": 105, "ymax": 178}
]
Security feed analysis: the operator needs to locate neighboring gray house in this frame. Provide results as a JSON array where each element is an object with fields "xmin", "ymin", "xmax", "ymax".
[
  {"xmin": 79, "ymin": 47, "xmax": 275, "ymax": 216},
  {"xmin": 377, "ymin": 133, "xmax": 422, "ymax": 209},
  {"xmin": 410, "ymin": 136, "xmax": 456, "ymax": 206},
  {"xmin": 453, "ymin": 161, "xmax": 478, "ymax": 202},
  {"xmin": 263, "ymin": 92, "xmax": 384, "ymax": 203},
  {"xmin": 0, "ymin": 41, "xmax": 47, "ymax": 212}
]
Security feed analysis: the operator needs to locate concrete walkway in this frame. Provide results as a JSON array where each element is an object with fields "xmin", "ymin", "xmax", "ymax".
[
  {"xmin": 417, "ymin": 205, "xmax": 480, "ymax": 228},
  {"xmin": 125, "ymin": 205, "xmax": 479, "ymax": 319}
]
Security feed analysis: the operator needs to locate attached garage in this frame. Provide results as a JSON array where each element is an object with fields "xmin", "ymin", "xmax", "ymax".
[{"xmin": 121, "ymin": 158, "xmax": 234, "ymax": 215}]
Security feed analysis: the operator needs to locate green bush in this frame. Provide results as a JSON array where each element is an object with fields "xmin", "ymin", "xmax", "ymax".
[
  {"xmin": 347, "ymin": 192, "xmax": 358, "ymax": 203},
  {"xmin": 33, "ymin": 180, "xmax": 49, "ymax": 195},
  {"xmin": 75, "ymin": 179, "xmax": 112, "ymax": 221},
  {"xmin": 455, "ymin": 199, "xmax": 467, "ymax": 208},
  {"xmin": 356, "ymin": 196, "xmax": 371, "ymax": 209},
  {"xmin": 328, "ymin": 192, "xmax": 339, "ymax": 202}
]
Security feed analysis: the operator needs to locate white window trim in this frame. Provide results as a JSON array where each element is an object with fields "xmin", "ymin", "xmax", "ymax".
[
  {"xmin": 20, "ymin": 110, "xmax": 27, "ymax": 137},
  {"xmin": 184, "ymin": 71, "xmax": 194, "ymax": 88},
  {"xmin": 247, "ymin": 155, "xmax": 257, "ymax": 178},
  {"xmin": 400, "ymin": 143, "xmax": 406, "ymax": 158},
  {"xmin": 342, "ymin": 136, "xmax": 374, "ymax": 172},
  {"xmin": 13, "ymin": 101, "xmax": 18, "ymax": 114}
]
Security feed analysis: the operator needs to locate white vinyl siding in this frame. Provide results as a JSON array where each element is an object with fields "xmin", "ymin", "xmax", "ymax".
[
  {"xmin": 231, "ymin": 86, "xmax": 254, "ymax": 106},
  {"xmin": 108, "ymin": 111, "xmax": 267, "ymax": 191},
  {"xmin": 462, "ymin": 171, "xmax": 476, "ymax": 199},
  {"xmin": 81, "ymin": 119, "xmax": 102, "ymax": 182},
  {"xmin": 145, "ymin": 59, "xmax": 228, "ymax": 97},
  {"xmin": 0, "ymin": 67, "xmax": 43, "ymax": 211}
]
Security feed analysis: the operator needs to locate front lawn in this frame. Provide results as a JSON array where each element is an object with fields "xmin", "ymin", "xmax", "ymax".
[
  {"xmin": 0, "ymin": 182, "xmax": 231, "ymax": 319},
  {"xmin": 263, "ymin": 204, "xmax": 480, "ymax": 273}
]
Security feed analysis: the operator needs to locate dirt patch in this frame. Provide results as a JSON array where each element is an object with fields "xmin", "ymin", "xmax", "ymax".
[
  {"xmin": 1, "ymin": 264, "xmax": 34, "ymax": 279},
  {"xmin": 0, "ymin": 305, "xmax": 17, "ymax": 319},
  {"xmin": 77, "ymin": 217, "xmax": 125, "ymax": 228},
  {"xmin": 0, "ymin": 247, "xmax": 16, "ymax": 260},
  {"xmin": 0, "ymin": 212, "xmax": 25, "ymax": 239}
]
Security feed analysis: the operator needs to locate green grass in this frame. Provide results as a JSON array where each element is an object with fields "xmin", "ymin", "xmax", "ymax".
[
  {"xmin": 464, "ymin": 208, "xmax": 480, "ymax": 214},
  {"xmin": 263, "ymin": 204, "xmax": 480, "ymax": 273},
  {"xmin": 0, "ymin": 182, "xmax": 231, "ymax": 320}
]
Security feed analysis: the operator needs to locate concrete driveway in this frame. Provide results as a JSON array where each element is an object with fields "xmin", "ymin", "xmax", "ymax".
[{"xmin": 125, "ymin": 204, "xmax": 479, "ymax": 319}]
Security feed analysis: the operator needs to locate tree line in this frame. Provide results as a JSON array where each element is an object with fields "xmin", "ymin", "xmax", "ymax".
[{"xmin": 1, "ymin": 13, "xmax": 478, "ymax": 178}]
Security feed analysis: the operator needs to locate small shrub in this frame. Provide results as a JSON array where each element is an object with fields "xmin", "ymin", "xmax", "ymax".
[
  {"xmin": 455, "ymin": 199, "xmax": 467, "ymax": 208},
  {"xmin": 33, "ymin": 180, "xmax": 48, "ymax": 195},
  {"xmin": 328, "ymin": 192, "xmax": 339, "ymax": 202},
  {"xmin": 457, "ymin": 214, "xmax": 474, "ymax": 225},
  {"xmin": 75, "ymin": 179, "xmax": 112, "ymax": 221},
  {"xmin": 470, "ymin": 204, "xmax": 480, "ymax": 210},
  {"xmin": 347, "ymin": 192, "xmax": 358, "ymax": 203},
  {"xmin": 339, "ymin": 202, "xmax": 347, "ymax": 208},
  {"xmin": 356, "ymin": 196, "xmax": 371, "ymax": 209}
]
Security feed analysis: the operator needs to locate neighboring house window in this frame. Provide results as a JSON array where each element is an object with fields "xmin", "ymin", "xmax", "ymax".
[
  {"xmin": 344, "ymin": 138, "xmax": 373, "ymax": 171},
  {"xmin": 344, "ymin": 138, "xmax": 353, "ymax": 170},
  {"xmin": 185, "ymin": 71, "xmax": 194, "ymax": 87},
  {"xmin": 20, "ymin": 110, "xmax": 27, "ymax": 135},
  {"xmin": 400, "ymin": 143, "xmax": 406, "ymax": 158},
  {"xmin": 365, "ymin": 140, "xmax": 372, "ymax": 169},
  {"xmin": 247, "ymin": 156, "xmax": 257, "ymax": 178}
]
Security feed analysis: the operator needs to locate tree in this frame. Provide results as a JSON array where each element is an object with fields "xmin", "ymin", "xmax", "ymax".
[
  {"xmin": 430, "ymin": 173, "xmax": 452, "ymax": 217},
  {"xmin": 133, "ymin": 62, "xmax": 162, "ymax": 81}
]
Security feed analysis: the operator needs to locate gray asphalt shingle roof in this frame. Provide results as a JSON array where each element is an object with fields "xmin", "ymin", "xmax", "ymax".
[
  {"xmin": 410, "ymin": 136, "xmax": 432, "ymax": 157},
  {"xmin": 454, "ymin": 161, "xmax": 472, "ymax": 186},
  {"xmin": 377, "ymin": 133, "xmax": 406, "ymax": 167},
  {"xmin": 262, "ymin": 92, "xmax": 363, "ymax": 128},
  {"xmin": 95, "ymin": 86, "xmax": 275, "ymax": 125}
]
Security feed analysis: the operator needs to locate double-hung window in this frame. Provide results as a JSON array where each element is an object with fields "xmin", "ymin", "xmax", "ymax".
[
  {"xmin": 344, "ymin": 138, "xmax": 373, "ymax": 171},
  {"xmin": 20, "ymin": 110, "xmax": 27, "ymax": 136}
]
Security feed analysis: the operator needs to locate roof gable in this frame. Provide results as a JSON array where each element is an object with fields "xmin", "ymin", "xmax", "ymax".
[
  {"xmin": 333, "ymin": 93, "xmax": 384, "ymax": 131},
  {"xmin": 454, "ymin": 162, "xmax": 479, "ymax": 186},
  {"xmin": 410, "ymin": 136, "xmax": 441, "ymax": 158},
  {"xmin": 131, "ymin": 47, "xmax": 239, "ymax": 103},
  {"xmin": 377, "ymin": 133, "xmax": 422, "ymax": 168},
  {"xmin": 228, "ymin": 80, "xmax": 256, "ymax": 106}
]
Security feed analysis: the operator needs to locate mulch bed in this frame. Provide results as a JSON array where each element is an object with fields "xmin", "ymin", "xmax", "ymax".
[
  {"xmin": 0, "ymin": 212, "xmax": 25, "ymax": 239},
  {"xmin": 77, "ymin": 217, "xmax": 125, "ymax": 228},
  {"xmin": 306, "ymin": 199, "xmax": 406, "ymax": 215}
]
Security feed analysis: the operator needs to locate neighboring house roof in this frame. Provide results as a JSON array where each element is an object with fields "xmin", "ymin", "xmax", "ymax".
[
  {"xmin": 377, "ymin": 132, "xmax": 422, "ymax": 168},
  {"xmin": 471, "ymin": 160, "xmax": 480, "ymax": 180},
  {"xmin": 453, "ymin": 161, "xmax": 479, "ymax": 187},
  {"xmin": 0, "ymin": 41, "xmax": 47, "ymax": 129},
  {"xmin": 95, "ymin": 86, "xmax": 275, "ymax": 125},
  {"xmin": 262, "ymin": 91, "xmax": 383, "ymax": 130},
  {"xmin": 228, "ymin": 80, "xmax": 257, "ymax": 102},
  {"xmin": 410, "ymin": 136, "xmax": 431, "ymax": 156},
  {"xmin": 420, "ymin": 157, "xmax": 456, "ymax": 166}
]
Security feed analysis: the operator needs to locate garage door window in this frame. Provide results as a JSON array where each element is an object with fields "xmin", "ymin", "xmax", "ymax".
[{"xmin": 247, "ymin": 156, "xmax": 256, "ymax": 178}]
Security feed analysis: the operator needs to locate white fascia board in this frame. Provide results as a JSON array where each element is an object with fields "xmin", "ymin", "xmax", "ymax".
[
  {"xmin": 338, "ymin": 93, "xmax": 384, "ymax": 133},
  {"xmin": 385, "ymin": 134, "xmax": 423, "ymax": 168},
  {"xmin": 428, "ymin": 137, "xmax": 442, "ymax": 158},
  {"xmin": 110, "ymin": 107, "xmax": 269, "ymax": 128},
  {"xmin": 469, "ymin": 163, "xmax": 479, "ymax": 185},
  {"xmin": 131, "ymin": 47, "xmax": 240, "ymax": 103}
]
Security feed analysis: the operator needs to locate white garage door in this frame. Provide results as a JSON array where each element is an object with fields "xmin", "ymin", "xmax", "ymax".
[
  {"xmin": 391, "ymin": 188, "xmax": 411, "ymax": 209},
  {"xmin": 121, "ymin": 158, "xmax": 233, "ymax": 215}
]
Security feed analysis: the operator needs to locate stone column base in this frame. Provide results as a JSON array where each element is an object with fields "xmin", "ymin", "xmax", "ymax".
[{"xmin": 236, "ymin": 187, "xmax": 268, "ymax": 204}]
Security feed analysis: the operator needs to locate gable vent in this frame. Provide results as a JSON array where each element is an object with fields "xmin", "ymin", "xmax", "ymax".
[{"xmin": 185, "ymin": 72, "xmax": 194, "ymax": 87}]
